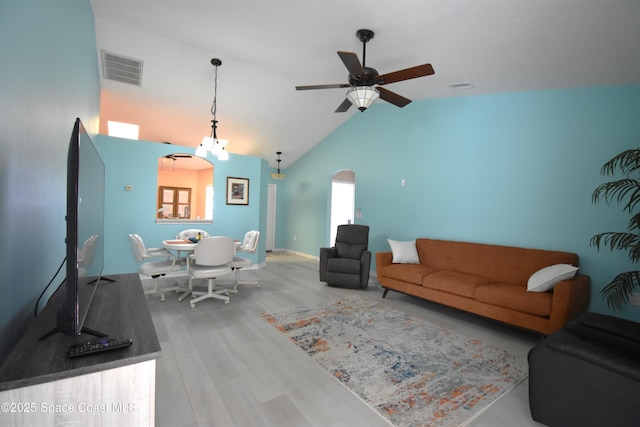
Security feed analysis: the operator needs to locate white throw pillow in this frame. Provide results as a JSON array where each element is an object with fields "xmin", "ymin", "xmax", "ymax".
[
  {"xmin": 527, "ymin": 264, "xmax": 579, "ymax": 292},
  {"xmin": 388, "ymin": 239, "xmax": 420, "ymax": 264}
]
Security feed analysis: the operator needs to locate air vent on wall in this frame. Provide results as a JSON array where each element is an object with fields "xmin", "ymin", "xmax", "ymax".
[{"xmin": 101, "ymin": 50, "xmax": 144, "ymax": 86}]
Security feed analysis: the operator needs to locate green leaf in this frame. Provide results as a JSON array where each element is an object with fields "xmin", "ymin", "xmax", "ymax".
[
  {"xmin": 601, "ymin": 149, "xmax": 640, "ymax": 177},
  {"xmin": 591, "ymin": 179, "xmax": 640, "ymax": 211},
  {"xmin": 601, "ymin": 271, "xmax": 640, "ymax": 311}
]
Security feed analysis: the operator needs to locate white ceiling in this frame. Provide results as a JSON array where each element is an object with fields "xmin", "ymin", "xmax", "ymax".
[{"xmin": 90, "ymin": 0, "xmax": 640, "ymax": 168}]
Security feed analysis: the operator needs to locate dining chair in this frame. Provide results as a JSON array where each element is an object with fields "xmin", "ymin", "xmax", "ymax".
[
  {"xmin": 231, "ymin": 230, "xmax": 260, "ymax": 290},
  {"xmin": 188, "ymin": 236, "xmax": 235, "ymax": 307},
  {"xmin": 174, "ymin": 229, "xmax": 209, "ymax": 266},
  {"xmin": 77, "ymin": 234, "xmax": 99, "ymax": 278},
  {"xmin": 177, "ymin": 228, "xmax": 209, "ymax": 240},
  {"xmin": 128, "ymin": 233, "xmax": 180, "ymax": 301}
]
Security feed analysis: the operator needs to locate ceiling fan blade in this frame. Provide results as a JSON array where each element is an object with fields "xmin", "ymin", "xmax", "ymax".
[
  {"xmin": 376, "ymin": 63, "xmax": 435, "ymax": 85},
  {"xmin": 296, "ymin": 83, "xmax": 351, "ymax": 91},
  {"xmin": 337, "ymin": 51, "xmax": 365, "ymax": 78},
  {"xmin": 334, "ymin": 98, "xmax": 353, "ymax": 113},
  {"xmin": 377, "ymin": 87, "xmax": 412, "ymax": 108}
]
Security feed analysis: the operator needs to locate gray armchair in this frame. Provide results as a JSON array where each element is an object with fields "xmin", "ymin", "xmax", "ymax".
[{"xmin": 319, "ymin": 224, "xmax": 371, "ymax": 289}]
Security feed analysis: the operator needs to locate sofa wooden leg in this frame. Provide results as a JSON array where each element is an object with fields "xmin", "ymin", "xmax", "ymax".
[{"xmin": 382, "ymin": 288, "xmax": 389, "ymax": 298}]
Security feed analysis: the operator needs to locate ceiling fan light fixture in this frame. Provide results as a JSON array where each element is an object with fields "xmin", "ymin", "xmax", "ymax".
[{"xmin": 346, "ymin": 86, "xmax": 379, "ymax": 112}]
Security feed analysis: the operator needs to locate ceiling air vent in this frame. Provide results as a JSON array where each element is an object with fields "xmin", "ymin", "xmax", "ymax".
[{"xmin": 101, "ymin": 50, "xmax": 143, "ymax": 86}]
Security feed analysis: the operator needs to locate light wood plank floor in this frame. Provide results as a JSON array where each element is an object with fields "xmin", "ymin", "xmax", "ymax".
[{"xmin": 143, "ymin": 254, "xmax": 545, "ymax": 427}]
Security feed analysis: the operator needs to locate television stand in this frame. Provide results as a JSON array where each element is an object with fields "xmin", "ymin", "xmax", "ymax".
[
  {"xmin": 88, "ymin": 275, "xmax": 116, "ymax": 285},
  {"xmin": 0, "ymin": 273, "xmax": 160, "ymax": 427},
  {"xmin": 38, "ymin": 324, "xmax": 107, "ymax": 341}
]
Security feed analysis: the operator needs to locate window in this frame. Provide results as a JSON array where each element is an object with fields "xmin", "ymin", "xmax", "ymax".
[{"xmin": 158, "ymin": 186, "xmax": 192, "ymax": 219}]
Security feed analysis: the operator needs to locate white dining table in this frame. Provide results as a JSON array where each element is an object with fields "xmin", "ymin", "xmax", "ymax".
[{"xmin": 162, "ymin": 239, "xmax": 197, "ymax": 301}]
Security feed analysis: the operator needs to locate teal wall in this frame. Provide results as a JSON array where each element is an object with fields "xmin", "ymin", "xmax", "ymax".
[
  {"xmin": 94, "ymin": 136, "xmax": 268, "ymax": 275},
  {"xmin": 2, "ymin": 1, "xmax": 639, "ymax": 366},
  {"xmin": 279, "ymin": 86, "xmax": 640, "ymax": 322},
  {"xmin": 0, "ymin": 0, "xmax": 100, "ymax": 363}
]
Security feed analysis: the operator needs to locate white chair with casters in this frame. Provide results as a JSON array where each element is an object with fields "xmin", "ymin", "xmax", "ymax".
[
  {"xmin": 77, "ymin": 234, "xmax": 99, "ymax": 278},
  {"xmin": 177, "ymin": 228, "xmax": 209, "ymax": 240},
  {"xmin": 188, "ymin": 236, "xmax": 235, "ymax": 307},
  {"xmin": 128, "ymin": 233, "xmax": 179, "ymax": 301},
  {"xmin": 231, "ymin": 230, "xmax": 260, "ymax": 290},
  {"xmin": 176, "ymin": 229, "xmax": 209, "ymax": 265}
]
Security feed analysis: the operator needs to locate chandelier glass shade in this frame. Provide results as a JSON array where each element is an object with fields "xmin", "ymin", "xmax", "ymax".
[{"xmin": 346, "ymin": 86, "xmax": 380, "ymax": 112}]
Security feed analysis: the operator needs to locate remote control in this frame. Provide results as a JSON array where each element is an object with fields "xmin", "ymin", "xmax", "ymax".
[{"xmin": 67, "ymin": 337, "xmax": 133, "ymax": 358}]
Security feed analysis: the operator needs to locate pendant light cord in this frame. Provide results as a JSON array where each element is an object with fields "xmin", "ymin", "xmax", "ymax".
[{"xmin": 210, "ymin": 63, "xmax": 218, "ymax": 119}]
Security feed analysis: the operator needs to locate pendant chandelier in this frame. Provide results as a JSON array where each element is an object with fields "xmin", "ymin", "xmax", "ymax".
[
  {"xmin": 196, "ymin": 58, "xmax": 229, "ymax": 160},
  {"xmin": 271, "ymin": 152, "xmax": 286, "ymax": 180}
]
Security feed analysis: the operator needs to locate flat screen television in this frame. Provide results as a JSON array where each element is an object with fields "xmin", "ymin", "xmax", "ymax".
[{"xmin": 40, "ymin": 118, "xmax": 108, "ymax": 340}]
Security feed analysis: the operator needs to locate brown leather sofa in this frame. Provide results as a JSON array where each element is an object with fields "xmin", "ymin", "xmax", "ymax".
[{"xmin": 376, "ymin": 238, "xmax": 591, "ymax": 335}]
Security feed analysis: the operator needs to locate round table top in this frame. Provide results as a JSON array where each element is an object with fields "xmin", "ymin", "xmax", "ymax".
[{"xmin": 162, "ymin": 239, "xmax": 197, "ymax": 251}]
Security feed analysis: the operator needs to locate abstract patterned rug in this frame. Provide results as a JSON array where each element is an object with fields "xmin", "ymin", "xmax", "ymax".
[{"xmin": 261, "ymin": 296, "xmax": 528, "ymax": 427}]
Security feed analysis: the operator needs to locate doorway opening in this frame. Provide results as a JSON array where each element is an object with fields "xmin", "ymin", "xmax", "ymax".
[{"xmin": 330, "ymin": 170, "xmax": 355, "ymax": 246}]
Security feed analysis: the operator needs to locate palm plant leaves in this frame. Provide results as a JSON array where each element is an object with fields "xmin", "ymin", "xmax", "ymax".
[
  {"xmin": 600, "ymin": 271, "xmax": 640, "ymax": 311},
  {"xmin": 590, "ymin": 232, "xmax": 640, "ymax": 262},
  {"xmin": 592, "ymin": 179, "xmax": 640, "ymax": 213},
  {"xmin": 600, "ymin": 149, "xmax": 640, "ymax": 176},
  {"xmin": 591, "ymin": 148, "xmax": 640, "ymax": 310}
]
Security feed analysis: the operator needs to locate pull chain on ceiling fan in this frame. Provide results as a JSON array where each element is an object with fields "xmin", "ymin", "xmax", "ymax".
[{"xmin": 295, "ymin": 29, "xmax": 435, "ymax": 113}]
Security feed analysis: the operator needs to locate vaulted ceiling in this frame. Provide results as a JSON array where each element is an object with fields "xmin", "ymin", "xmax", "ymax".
[{"xmin": 91, "ymin": 1, "xmax": 640, "ymax": 167}]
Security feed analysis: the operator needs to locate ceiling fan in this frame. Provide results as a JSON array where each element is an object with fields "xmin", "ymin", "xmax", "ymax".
[{"xmin": 295, "ymin": 29, "xmax": 435, "ymax": 113}]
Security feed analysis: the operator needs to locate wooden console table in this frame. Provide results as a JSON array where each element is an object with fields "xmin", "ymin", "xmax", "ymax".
[{"xmin": 0, "ymin": 273, "xmax": 160, "ymax": 426}]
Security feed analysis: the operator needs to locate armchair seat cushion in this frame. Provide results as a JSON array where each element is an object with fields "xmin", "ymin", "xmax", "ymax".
[{"xmin": 326, "ymin": 257, "xmax": 361, "ymax": 274}]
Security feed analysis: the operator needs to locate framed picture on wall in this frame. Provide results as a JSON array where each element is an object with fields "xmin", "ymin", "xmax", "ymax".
[{"xmin": 226, "ymin": 177, "xmax": 249, "ymax": 205}]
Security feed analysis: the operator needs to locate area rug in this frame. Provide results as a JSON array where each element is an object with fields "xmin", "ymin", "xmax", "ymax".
[{"xmin": 261, "ymin": 296, "xmax": 527, "ymax": 427}]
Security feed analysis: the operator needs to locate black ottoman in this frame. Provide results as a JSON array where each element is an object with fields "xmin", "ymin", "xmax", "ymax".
[{"xmin": 528, "ymin": 312, "xmax": 640, "ymax": 427}]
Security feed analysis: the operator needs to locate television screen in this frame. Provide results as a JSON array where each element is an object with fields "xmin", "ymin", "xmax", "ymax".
[
  {"xmin": 71, "ymin": 118, "xmax": 105, "ymax": 333},
  {"xmin": 41, "ymin": 118, "xmax": 106, "ymax": 339}
]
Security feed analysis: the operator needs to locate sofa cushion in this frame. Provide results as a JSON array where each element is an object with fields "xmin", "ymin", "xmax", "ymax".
[
  {"xmin": 422, "ymin": 271, "xmax": 493, "ymax": 298},
  {"xmin": 388, "ymin": 239, "xmax": 419, "ymax": 263},
  {"xmin": 527, "ymin": 264, "xmax": 579, "ymax": 292},
  {"xmin": 382, "ymin": 263, "xmax": 438, "ymax": 285},
  {"xmin": 474, "ymin": 283, "xmax": 552, "ymax": 317}
]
